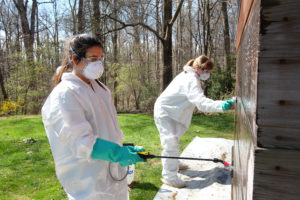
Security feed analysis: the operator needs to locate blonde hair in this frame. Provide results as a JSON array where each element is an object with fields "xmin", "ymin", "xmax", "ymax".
[{"xmin": 185, "ymin": 55, "xmax": 214, "ymax": 71}]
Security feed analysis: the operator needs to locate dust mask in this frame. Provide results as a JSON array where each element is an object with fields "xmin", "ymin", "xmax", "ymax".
[
  {"xmin": 82, "ymin": 60, "xmax": 104, "ymax": 79},
  {"xmin": 73, "ymin": 59, "xmax": 104, "ymax": 80},
  {"xmin": 199, "ymin": 73, "xmax": 210, "ymax": 80}
]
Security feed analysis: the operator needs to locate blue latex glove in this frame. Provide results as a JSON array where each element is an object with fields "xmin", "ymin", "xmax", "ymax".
[
  {"xmin": 91, "ymin": 138, "xmax": 145, "ymax": 167},
  {"xmin": 222, "ymin": 99, "xmax": 235, "ymax": 111}
]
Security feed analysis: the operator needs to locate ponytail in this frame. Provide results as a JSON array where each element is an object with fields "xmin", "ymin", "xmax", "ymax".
[
  {"xmin": 53, "ymin": 35, "xmax": 76, "ymax": 86},
  {"xmin": 53, "ymin": 34, "xmax": 103, "ymax": 87},
  {"xmin": 185, "ymin": 59, "xmax": 195, "ymax": 66}
]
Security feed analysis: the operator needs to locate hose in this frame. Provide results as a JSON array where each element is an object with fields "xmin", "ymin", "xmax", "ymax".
[
  {"xmin": 138, "ymin": 151, "xmax": 230, "ymax": 167},
  {"xmin": 108, "ymin": 162, "xmax": 129, "ymax": 181},
  {"xmin": 108, "ymin": 143, "xmax": 134, "ymax": 182}
]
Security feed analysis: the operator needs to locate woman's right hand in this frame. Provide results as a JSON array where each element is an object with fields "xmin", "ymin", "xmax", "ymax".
[
  {"xmin": 119, "ymin": 146, "xmax": 145, "ymax": 167},
  {"xmin": 91, "ymin": 138, "xmax": 145, "ymax": 167}
]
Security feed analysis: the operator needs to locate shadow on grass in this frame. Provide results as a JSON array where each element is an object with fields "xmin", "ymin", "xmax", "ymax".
[{"xmin": 129, "ymin": 181, "xmax": 159, "ymax": 191}]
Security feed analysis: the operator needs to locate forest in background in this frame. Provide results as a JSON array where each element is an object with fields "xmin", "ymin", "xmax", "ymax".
[{"xmin": 0, "ymin": 0, "xmax": 238, "ymax": 115}]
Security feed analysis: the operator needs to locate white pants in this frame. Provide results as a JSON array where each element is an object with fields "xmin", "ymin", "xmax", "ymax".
[{"xmin": 155, "ymin": 117, "xmax": 188, "ymax": 180}]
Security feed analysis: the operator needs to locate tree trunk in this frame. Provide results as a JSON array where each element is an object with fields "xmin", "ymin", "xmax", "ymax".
[
  {"xmin": 197, "ymin": 0, "xmax": 202, "ymax": 55},
  {"xmin": 92, "ymin": 0, "xmax": 107, "ymax": 84},
  {"xmin": 13, "ymin": 0, "xmax": 37, "ymax": 59},
  {"xmin": 161, "ymin": 0, "xmax": 173, "ymax": 91},
  {"xmin": 36, "ymin": 5, "xmax": 40, "ymax": 47},
  {"xmin": 207, "ymin": 1, "xmax": 212, "ymax": 58},
  {"xmin": 77, "ymin": 0, "xmax": 85, "ymax": 33},
  {"xmin": 92, "ymin": 0, "xmax": 101, "ymax": 38},
  {"xmin": 155, "ymin": 0, "xmax": 160, "ymax": 82},
  {"xmin": 15, "ymin": 16, "xmax": 21, "ymax": 53},
  {"xmin": 221, "ymin": 0, "xmax": 232, "ymax": 92},
  {"xmin": 13, "ymin": 0, "xmax": 37, "ymax": 113},
  {"xmin": 179, "ymin": 9, "xmax": 183, "ymax": 71},
  {"xmin": 0, "ymin": 47, "xmax": 8, "ymax": 100},
  {"xmin": 112, "ymin": 0, "xmax": 118, "ymax": 108},
  {"xmin": 175, "ymin": 12, "xmax": 179, "ymax": 74},
  {"xmin": 0, "ymin": 71, "xmax": 8, "ymax": 100},
  {"xmin": 188, "ymin": 0, "xmax": 193, "ymax": 58},
  {"xmin": 54, "ymin": 0, "xmax": 60, "ymax": 69},
  {"xmin": 69, "ymin": 0, "xmax": 77, "ymax": 35},
  {"xmin": 199, "ymin": 0, "xmax": 212, "ymax": 95},
  {"xmin": 221, "ymin": 0, "xmax": 230, "ymax": 57}
]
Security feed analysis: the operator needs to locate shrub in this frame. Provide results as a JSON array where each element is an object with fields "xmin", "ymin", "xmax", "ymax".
[{"xmin": 0, "ymin": 100, "xmax": 22, "ymax": 116}]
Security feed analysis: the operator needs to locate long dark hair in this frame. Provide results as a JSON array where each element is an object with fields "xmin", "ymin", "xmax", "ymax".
[{"xmin": 53, "ymin": 34, "xmax": 103, "ymax": 86}]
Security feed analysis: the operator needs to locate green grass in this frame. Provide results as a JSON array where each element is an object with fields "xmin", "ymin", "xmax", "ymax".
[{"xmin": 0, "ymin": 113, "xmax": 234, "ymax": 200}]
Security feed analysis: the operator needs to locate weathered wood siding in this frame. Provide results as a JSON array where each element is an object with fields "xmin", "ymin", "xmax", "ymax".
[
  {"xmin": 234, "ymin": 0, "xmax": 300, "ymax": 199},
  {"xmin": 257, "ymin": 0, "xmax": 300, "ymax": 147},
  {"xmin": 234, "ymin": 0, "xmax": 260, "ymax": 199}
]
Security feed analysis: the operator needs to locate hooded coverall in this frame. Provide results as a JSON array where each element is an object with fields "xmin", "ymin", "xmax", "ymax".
[
  {"xmin": 42, "ymin": 73, "xmax": 128, "ymax": 200},
  {"xmin": 154, "ymin": 66, "xmax": 224, "ymax": 180}
]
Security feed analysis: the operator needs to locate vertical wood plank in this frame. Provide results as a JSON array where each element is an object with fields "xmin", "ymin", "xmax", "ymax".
[{"xmin": 234, "ymin": 0, "xmax": 260, "ymax": 199}]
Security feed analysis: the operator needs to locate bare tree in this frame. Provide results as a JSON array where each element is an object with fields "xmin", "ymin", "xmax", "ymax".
[
  {"xmin": 0, "ymin": 0, "xmax": 238, "ymax": 113},
  {"xmin": 188, "ymin": 0, "xmax": 193, "ymax": 58},
  {"xmin": 221, "ymin": 0, "xmax": 230, "ymax": 57},
  {"xmin": 155, "ymin": 0, "xmax": 160, "ymax": 81},
  {"xmin": 13, "ymin": 0, "xmax": 37, "ymax": 60},
  {"xmin": 92, "ymin": 0, "xmax": 101, "ymax": 38},
  {"xmin": 68, "ymin": 0, "xmax": 77, "ymax": 35},
  {"xmin": 77, "ymin": 0, "xmax": 85, "ymax": 33},
  {"xmin": 112, "ymin": 0, "xmax": 119, "ymax": 108},
  {"xmin": 221, "ymin": 0, "xmax": 233, "ymax": 92},
  {"xmin": 105, "ymin": 0, "xmax": 184, "ymax": 91},
  {"xmin": 53, "ymin": 0, "xmax": 59, "ymax": 68},
  {"xmin": 13, "ymin": 0, "xmax": 37, "ymax": 113},
  {"xmin": 0, "ymin": 48, "xmax": 8, "ymax": 100}
]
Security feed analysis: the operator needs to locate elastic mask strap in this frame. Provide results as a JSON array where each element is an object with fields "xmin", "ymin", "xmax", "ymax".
[
  {"xmin": 73, "ymin": 69, "xmax": 84, "ymax": 73},
  {"xmin": 71, "ymin": 47, "xmax": 88, "ymax": 72}
]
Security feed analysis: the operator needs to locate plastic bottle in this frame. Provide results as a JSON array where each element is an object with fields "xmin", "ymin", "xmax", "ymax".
[{"xmin": 127, "ymin": 164, "xmax": 135, "ymax": 185}]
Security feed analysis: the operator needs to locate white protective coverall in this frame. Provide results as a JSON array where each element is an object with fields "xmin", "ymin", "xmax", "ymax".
[
  {"xmin": 154, "ymin": 65, "xmax": 224, "ymax": 180},
  {"xmin": 42, "ymin": 73, "xmax": 128, "ymax": 200}
]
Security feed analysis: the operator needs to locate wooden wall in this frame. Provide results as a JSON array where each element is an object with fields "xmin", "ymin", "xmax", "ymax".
[
  {"xmin": 234, "ymin": 0, "xmax": 300, "ymax": 199},
  {"xmin": 233, "ymin": 0, "xmax": 259, "ymax": 199}
]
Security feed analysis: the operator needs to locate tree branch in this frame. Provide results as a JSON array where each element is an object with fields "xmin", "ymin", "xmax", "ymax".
[
  {"xmin": 168, "ymin": 0, "xmax": 184, "ymax": 26},
  {"xmin": 163, "ymin": 0, "xmax": 184, "ymax": 41},
  {"xmin": 37, "ymin": 1, "xmax": 54, "ymax": 5},
  {"xmin": 104, "ymin": 14, "xmax": 164, "ymax": 42},
  {"xmin": 30, "ymin": 0, "xmax": 37, "ymax": 35}
]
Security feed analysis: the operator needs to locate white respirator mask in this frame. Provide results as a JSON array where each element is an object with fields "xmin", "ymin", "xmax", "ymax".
[
  {"xmin": 72, "ymin": 49, "xmax": 104, "ymax": 80},
  {"xmin": 81, "ymin": 60, "xmax": 104, "ymax": 79},
  {"xmin": 199, "ymin": 72, "xmax": 210, "ymax": 80}
]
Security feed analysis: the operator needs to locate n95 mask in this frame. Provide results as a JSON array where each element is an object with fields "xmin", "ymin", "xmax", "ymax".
[
  {"xmin": 74, "ymin": 60, "xmax": 104, "ymax": 80},
  {"xmin": 199, "ymin": 73, "xmax": 210, "ymax": 80},
  {"xmin": 83, "ymin": 60, "xmax": 104, "ymax": 79}
]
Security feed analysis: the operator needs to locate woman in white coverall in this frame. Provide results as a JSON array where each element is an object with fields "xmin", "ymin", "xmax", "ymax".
[
  {"xmin": 42, "ymin": 34, "xmax": 145, "ymax": 200},
  {"xmin": 154, "ymin": 55, "xmax": 234, "ymax": 188}
]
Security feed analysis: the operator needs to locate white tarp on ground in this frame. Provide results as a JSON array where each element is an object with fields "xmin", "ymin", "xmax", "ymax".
[{"xmin": 153, "ymin": 136, "xmax": 233, "ymax": 200}]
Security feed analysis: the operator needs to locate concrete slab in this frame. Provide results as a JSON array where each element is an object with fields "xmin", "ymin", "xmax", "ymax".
[{"xmin": 153, "ymin": 137, "xmax": 233, "ymax": 200}]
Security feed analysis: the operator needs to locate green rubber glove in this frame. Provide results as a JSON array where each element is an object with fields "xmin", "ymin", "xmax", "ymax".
[
  {"xmin": 222, "ymin": 99, "xmax": 235, "ymax": 111},
  {"xmin": 91, "ymin": 138, "xmax": 145, "ymax": 167}
]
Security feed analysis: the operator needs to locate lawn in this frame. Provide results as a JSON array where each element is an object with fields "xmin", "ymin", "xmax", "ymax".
[{"xmin": 0, "ymin": 113, "xmax": 234, "ymax": 200}]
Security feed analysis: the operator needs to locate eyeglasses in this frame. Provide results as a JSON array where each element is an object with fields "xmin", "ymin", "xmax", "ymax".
[
  {"xmin": 198, "ymin": 65, "xmax": 210, "ymax": 73},
  {"xmin": 84, "ymin": 56, "xmax": 104, "ymax": 62}
]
